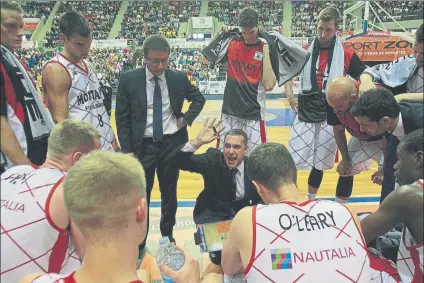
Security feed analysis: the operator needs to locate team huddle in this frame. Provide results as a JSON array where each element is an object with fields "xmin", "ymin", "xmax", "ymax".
[{"xmin": 1, "ymin": 1, "xmax": 423, "ymax": 283}]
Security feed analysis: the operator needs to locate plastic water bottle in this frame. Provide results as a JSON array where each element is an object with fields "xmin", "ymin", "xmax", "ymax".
[{"xmin": 157, "ymin": 236, "xmax": 185, "ymax": 283}]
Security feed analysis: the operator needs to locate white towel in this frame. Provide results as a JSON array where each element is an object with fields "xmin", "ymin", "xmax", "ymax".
[{"xmin": 301, "ymin": 36, "xmax": 344, "ymax": 94}]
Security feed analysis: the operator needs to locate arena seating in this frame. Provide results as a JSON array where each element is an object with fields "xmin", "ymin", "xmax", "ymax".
[
  {"xmin": 44, "ymin": 1, "xmax": 121, "ymax": 47},
  {"xmin": 88, "ymin": 48, "xmax": 135, "ymax": 87},
  {"xmin": 20, "ymin": 1, "xmax": 55, "ymax": 40},
  {"xmin": 207, "ymin": 1, "xmax": 283, "ymax": 29},
  {"xmin": 21, "ymin": 1, "xmax": 55, "ymax": 19},
  {"xmin": 375, "ymin": 1, "xmax": 423, "ymax": 15},
  {"xmin": 117, "ymin": 1, "xmax": 201, "ymax": 44},
  {"xmin": 291, "ymin": 1, "xmax": 354, "ymax": 37}
]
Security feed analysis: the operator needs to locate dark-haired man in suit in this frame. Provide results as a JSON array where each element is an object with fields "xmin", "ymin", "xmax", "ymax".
[
  {"xmin": 116, "ymin": 35, "xmax": 205, "ymax": 255},
  {"xmin": 350, "ymin": 88, "xmax": 423, "ymax": 202},
  {"xmin": 170, "ymin": 117, "xmax": 261, "ymax": 268}
]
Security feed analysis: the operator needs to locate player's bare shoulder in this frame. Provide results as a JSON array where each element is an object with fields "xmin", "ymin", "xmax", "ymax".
[{"xmin": 42, "ymin": 61, "xmax": 71, "ymax": 87}]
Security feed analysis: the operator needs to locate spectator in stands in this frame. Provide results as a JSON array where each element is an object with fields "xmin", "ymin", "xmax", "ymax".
[
  {"xmin": 117, "ymin": 1, "xmax": 201, "ymax": 43},
  {"xmin": 1, "ymin": 1, "xmax": 54, "ymax": 173}
]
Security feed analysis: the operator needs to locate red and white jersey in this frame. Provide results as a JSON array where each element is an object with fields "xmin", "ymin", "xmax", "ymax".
[
  {"xmin": 397, "ymin": 179, "xmax": 424, "ymax": 283},
  {"xmin": 31, "ymin": 272, "xmax": 144, "ymax": 283},
  {"xmin": 44, "ymin": 53, "xmax": 114, "ymax": 151},
  {"xmin": 244, "ymin": 200, "xmax": 371, "ymax": 282},
  {"xmin": 1, "ymin": 165, "xmax": 81, "ymax": 283}
]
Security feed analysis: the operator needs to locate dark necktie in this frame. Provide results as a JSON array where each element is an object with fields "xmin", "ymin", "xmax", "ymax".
[
  {"xmin": 152, "ymin": 76, "xmax": 163, "ymax": 142},
  {"xmin": 230, "ymin": 168, "xmax": 238, "ymax": 200}
]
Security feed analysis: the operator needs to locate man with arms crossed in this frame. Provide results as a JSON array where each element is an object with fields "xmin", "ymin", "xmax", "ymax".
[
  {"xmin": 326, "ymin": 77, "xmax": 385, "ymax": 202},
  {"xmin": 221, "ymin": 142, "xmax": 372, "ymax": 282},
  {"xmin": 1, "ymin": 120, "xmax": 101, "ymax": 282},
  {"xmin": 361, "ymin": 129, "xmax": 423, "ymax": 283},
  {"xmin": 287, "ymin": 5, "xmax": 367, "ymax": 201},
  {"xmin": 42, "ymin": 11, "xmax": 117, "ymax": 151}
]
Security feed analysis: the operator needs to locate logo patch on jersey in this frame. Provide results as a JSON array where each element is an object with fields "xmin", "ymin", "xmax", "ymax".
[
  {"xmin": 271, "ymin": 248, "xmax": 293, "ymax": 270},
  {"xmin": 254, "ymin": 51, "xmax": 263, "ymax": 61}
]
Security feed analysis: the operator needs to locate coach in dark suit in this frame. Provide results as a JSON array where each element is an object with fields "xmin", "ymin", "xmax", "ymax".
[
  {"xmin": 169, "ymin": 118, "xmax": 261, "ymax": 264},
  {"xmin": 116, "ymin": 35, "xmax": 205, "ymax": 252},
  {"xmin": 351, "ymin": 88, "xmax": 423, "ymax": 202}
]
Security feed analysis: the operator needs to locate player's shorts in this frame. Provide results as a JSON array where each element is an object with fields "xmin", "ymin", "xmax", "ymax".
[
  {"xmin": 217, "ymin": 114, "xmax": 266, "ymax": 155},
  {"xmin": 347, "ymin": 137, "xmax": 384, "ymax": 176},
  {"xmin": 288, "ymin": 114, "xmax": 337, "ymax": 171}
]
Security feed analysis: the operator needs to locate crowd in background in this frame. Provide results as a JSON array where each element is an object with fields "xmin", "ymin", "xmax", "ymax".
[
  {"xmin": 291, "ymin": 1, "xmax": 354, "ymax": 37},
  {"xmin": 44, "ymin": 1, "xmax": 121, "ymax": 47},
  {"xmin": 208, "ymin": 1, "xmax": 283, "ymax": 29},
  {"xmin": 116, "ymin": 1, "xmax": 201, "ymax": 45},
  {"xmin": 21, "ymin": 1, "xmax": 54, "ymax": 19},
  {"xmin": 16, "ymin": 0, "xmax": 421, "ymax": 87}
]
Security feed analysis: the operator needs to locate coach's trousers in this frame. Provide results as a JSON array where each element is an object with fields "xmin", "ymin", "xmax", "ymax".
[{"xmin": 137, "ymin": 128, "xmax": 188, "ymax": 250}]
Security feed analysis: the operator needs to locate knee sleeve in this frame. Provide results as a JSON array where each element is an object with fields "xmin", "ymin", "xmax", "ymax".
[
  {"xmin": 308, "ymin": 167, "xmax": 323, "ymax": 189},
  {"xmin": 336, "ymin": 176, "xmax": 354, "ymax": 198}
]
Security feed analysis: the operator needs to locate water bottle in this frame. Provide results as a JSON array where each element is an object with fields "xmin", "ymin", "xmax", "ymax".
[{"xmin": 157, "ymin": 236, "xmax": 185, "ymax": 283}]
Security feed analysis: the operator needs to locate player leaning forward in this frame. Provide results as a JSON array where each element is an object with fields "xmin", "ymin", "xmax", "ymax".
[
  {"xmin": 42, "ymin": 10, "xmax": 118, "ymax": 151},
  {"xmin": 287, "ymin": 5, "xmax": 367, "ymax": 200}
]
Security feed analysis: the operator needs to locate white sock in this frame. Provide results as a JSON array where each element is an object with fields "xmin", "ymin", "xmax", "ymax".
[
  {"xmin": 306, "ymin": 193, "xmax": 316, "ymax": 200},
  {"xmin": 335, "ymin": 197, "xmax": 348, "ymax": 203}
]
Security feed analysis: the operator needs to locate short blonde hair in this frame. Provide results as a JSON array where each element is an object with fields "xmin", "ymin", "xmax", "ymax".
[
  {"xmin": 318, "ymin": 5, "xmax": 341, "ymax": 27},
  {"xmin": 63, "ymin": 151, "xmax": 146, "ymax": 233},
  {"xmin": 47, "ymin": 119, "xmax": 101, "ymax": 159}
]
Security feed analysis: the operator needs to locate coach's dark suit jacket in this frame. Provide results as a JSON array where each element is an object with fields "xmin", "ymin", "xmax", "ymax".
[
  {"xmin": 381, "ymin": 102, "xmax": 424, "ymax": 202},
  {"xmin": 170, "ymin": 146, "xmax": 262, "ymax": 224},
  {"xmin": 115, "ymin": 67, "xmax": 206, "ymax": 155}
]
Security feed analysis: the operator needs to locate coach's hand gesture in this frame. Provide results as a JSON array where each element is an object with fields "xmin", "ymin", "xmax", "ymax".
[{"xmin": 189, "ymin": 118, "xmax": 224, "ymax": 149}]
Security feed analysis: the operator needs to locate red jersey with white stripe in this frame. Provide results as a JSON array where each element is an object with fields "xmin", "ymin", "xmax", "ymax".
[
  {"xmin": 0, "ymin": 165, "xmax": 81, "ymax": 283},
  {"xmin": 32, "ymin": 272, "xmax": 144, "ymax": 283},
  {"xmin": 222, "ymin": 40, "xmax": 266, "ymax": 121},
  {"xmin": 244, "ymin": 200, "xmax": 371, "ymax": 282},
  {"xmin": 43, "ymin": 53, "xmax": 114, "ymax": 151},
  {"xmin": 397, "ymin": 179, "xmax": 424, "ymax": 283}
]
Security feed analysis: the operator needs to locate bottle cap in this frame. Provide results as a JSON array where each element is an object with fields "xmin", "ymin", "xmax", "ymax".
[{"xmin": 159, "ymin": 236, "xmax": 170, "ymax": 246}]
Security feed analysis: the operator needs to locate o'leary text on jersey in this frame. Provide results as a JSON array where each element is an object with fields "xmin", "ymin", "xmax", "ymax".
[{"xmin": 279, "ymin": 210, "xmax": 336, "ymax": 231}]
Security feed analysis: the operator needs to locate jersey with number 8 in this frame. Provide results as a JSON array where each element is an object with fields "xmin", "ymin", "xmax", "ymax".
[{"xmin": 45, "ymin": 54, "xmax": 114, "ymax": 151}]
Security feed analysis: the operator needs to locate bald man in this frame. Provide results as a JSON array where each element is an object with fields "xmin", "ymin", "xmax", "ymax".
[{"xmin": 326, "ymin": 77, "xmax": 385, "ymax": 202}]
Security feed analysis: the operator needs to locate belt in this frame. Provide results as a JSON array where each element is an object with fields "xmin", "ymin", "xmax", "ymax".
[{"xmin": 143, "ymin": 130, "xmax": 181, "ymax": 143}]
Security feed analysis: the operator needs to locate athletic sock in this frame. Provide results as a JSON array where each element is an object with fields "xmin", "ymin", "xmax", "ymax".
[
  {"xmin": 306, "ymin": 193, "xmax": 316, "ymax": 200},
  {"xmin": 335, "ymin": 197, "xmax": 348, "ymax": 203}
]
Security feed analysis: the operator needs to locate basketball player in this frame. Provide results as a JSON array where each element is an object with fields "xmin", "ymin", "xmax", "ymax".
[
  {"xmin": 1, "ymin": 120, "xmax": 101, "ymax": 283},
  {"xmin": 287, "ymin": 6, "xmax": 366, "ymax": 201},
  {"xmin": 361, "ymin": 129, "xmax": 423, "ymax": 282},
  {"xmin": 326, "ymin": 77, "xmax": 385, "ymax": 202},
  {"xmin": 1, "ymin": 1, "xmax": 54, "ymax": 173},
  {"xmin": 18, "ymin": 151, "xmax": 152, "ymax": 283},
  {"xmin": 211, "ymin": 7, "xmax": 277, "ymax": 154},
  {"xmin": 42, "ymin": 10, "xmax": 118, "ymax": 151},
  {"xmin": 221, "ymin": 142, "xmax": 372, "ymax": 282}
]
